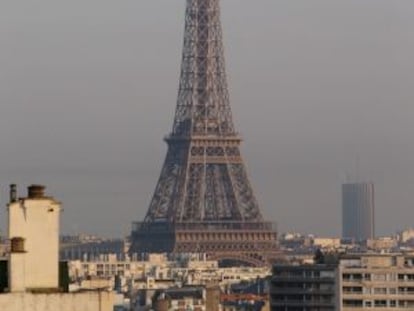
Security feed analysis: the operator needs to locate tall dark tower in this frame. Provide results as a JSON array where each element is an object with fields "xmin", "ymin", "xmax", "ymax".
[
  {"xmin": 342, "ymin": 182, "xmax": 375, "ymax": 242},
  {"xmin": 130, "ymin": 0, "xmax": 278, "ymax": 266}
]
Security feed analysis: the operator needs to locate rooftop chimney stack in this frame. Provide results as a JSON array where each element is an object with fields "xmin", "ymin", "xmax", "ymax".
[
  {"xmin": 27, "ymin": 184, "xmax": 46, "ymax": 199},
  {"xmin": 10, "ymin": 184, "xmax": 17, "ymax": 203},
  {"xmin": 8, "ymin": 184, "xmax": 61, "ymax": 292}
]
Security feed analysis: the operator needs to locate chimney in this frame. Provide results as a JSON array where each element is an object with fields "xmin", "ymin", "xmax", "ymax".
[
  {"xmin": 8, "ymin": 184, "xmax": 61, "ymax": 291},
  {"xmin": 10, "ymin": 184, "xmax": 17, "ymax": 203},
  {"xmin": 27, "ymin": 184, "xmax": 46, "ymax": 199},
  {"xmin": 10, "ymin": 237, "xmax": 25, "ymax": 253}
]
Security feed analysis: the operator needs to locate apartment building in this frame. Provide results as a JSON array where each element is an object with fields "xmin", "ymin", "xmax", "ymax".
[
  {"xmin": 271, "ymin": 253, "xmax": 414, "ymax": 310},
  {"xmin": 340, "ymin": 253, "xmax": 414, "ymax": 309},
  {"xmin": 271, "ymin": 263, "xmax": 339, "ymax": 311}
]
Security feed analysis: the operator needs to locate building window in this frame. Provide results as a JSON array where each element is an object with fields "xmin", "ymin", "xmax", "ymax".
[
  {"xmin": 352, "ymin": 273, "xmax": 362, "ymax": 280},
  {"xmin": 372, "ymin": 273, "xmax": 386, "ymax": 281},
  {"xmin": 374, "ymin": 300, "xmax": 387, "ymax": 307},
  {"xmin": 374, "ymin": 288, "xmax": 387, "ymax": 295},
  {"xmin": 343, "ymin": 299, "xmax": 363, "ymax": 307},
  {"xmin": 321, "ymin": 270, "xmax": 334, "ymax": 278},
  {"xmin": 388, "ymin": 273, "xmax": 397, "ymax": 281},
  {"xmin": 343, "ymin": 286, "xmax": 362, "ymax": 294}
]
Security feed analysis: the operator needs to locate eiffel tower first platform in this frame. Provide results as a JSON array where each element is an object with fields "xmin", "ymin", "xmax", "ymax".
[{"xmin": 130, "ymin": 0, "xmax": 279, "ymax": 266}]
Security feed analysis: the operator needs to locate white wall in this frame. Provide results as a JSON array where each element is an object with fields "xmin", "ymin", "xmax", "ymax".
[
  {"xmin": 8, "ymin": 198, "xmax": 60, "ymax": 290},
  {"xmin": 0, "ymin": 292, "xmax": 114, "ymax": 311}
]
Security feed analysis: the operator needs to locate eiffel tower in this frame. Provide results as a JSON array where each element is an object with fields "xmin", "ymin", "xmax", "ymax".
[{"xmin": 130, "ymin": 0, "xmax": 278, "ymax": 266}]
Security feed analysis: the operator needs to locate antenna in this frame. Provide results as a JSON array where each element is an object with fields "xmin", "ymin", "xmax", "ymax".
[{"xmin": 355, "ymin": 154, "xmax": 360, "ymax": 183}]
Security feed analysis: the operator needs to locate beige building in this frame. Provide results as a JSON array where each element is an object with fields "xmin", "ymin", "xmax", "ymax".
[
  {"xmin": 0, "ymin": 291, "xmax": 113, "ymax": 311},
  {"xmin": 271, "ymin": 253, "xmax": 414, "ymax": 310},
  {"xmin": 151, "ymin": 286, "xmax": 220, "ymax": 311},
  {"xmin": 313, "ymin": 238, "xmax": 341, "ymax": 249},
  {"xmin": 0, "ymin": 184, "xmax": 114, "ymax": 311},
  {"xmin": 69, "ymin": 253, "xmax": 175, "ymax": 280},
  {"xmin": 8, "ymin": 185, "xmax": 61, "ymax": 291},
  {"xmin": 71, "ymin": 254, "xmax": 270, "ymax": 289},
  {"xmin": 69, "ymin": 258, "xmax": 147, "ymax": 279},
  {"xmin": 340, "ymin": 253, "xmax": 414, "ymax": 309},
  {"xmin": 366, "ymin": 237, "xmax": 398, "ymax": 250},
  {"xmin": 399, "ymin": 229, "xmax": 414, "ymax": 243}
]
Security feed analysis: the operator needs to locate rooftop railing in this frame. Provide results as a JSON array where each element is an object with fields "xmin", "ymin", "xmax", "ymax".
[{"xmin": 132, "ymin": 221, "xmax": 277, "ymax": 232}]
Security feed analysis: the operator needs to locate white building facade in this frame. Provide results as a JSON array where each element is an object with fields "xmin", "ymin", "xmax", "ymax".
[{"xmin": 1, "ymin": 185, "xmax": 114, "ymax": 311}]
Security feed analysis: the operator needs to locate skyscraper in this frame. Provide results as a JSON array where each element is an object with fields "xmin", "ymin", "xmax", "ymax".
[{"xmin": 342, "ymin": 182, "xmax": 375, "ymax": 241}]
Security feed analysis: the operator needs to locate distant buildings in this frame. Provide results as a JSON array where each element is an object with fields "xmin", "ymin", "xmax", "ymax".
[
  {"xmin": 66, "ymin": 250, "xmax": 271, "ymax": 310},
  {"xmin": 271, "ymin": 252, "xmax": 414, "ymax": 310},
  {"xmin": 60, "ymin": 235, "xmax": 125, "ymax": 261},
  {"xmin": 342, "ymin": 182, "xmax": 375, "ymax": 241},
  {"xmin": 149, "ymin": 286, "xmax": 220, "ymax": 311},
  {"xmin": 399, "ymin": 228, "xmax": 414, "ymax": 244}
]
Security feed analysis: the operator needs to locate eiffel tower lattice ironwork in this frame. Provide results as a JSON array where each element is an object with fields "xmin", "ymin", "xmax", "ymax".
[{"xmin": 130, "ymin": 0, "xmax": 278, "ymax": 266}]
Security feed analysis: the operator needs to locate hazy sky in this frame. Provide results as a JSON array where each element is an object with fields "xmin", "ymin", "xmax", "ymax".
[{"xmin": 1, "ymin": 0, "xmax": 414, "ymax": 238}]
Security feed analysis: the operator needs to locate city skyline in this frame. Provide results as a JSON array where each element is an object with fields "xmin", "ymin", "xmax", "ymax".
[{"xmin": 1, "ymin": 0, "xmax": 414, "ymax": 237}]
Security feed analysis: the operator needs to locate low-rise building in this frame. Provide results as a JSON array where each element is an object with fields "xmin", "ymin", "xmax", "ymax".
[
  {"xmin": 60, "ymin": 236, "xmax": 126, "ymax": 261},
  {"xmin": 399, "ymin": 229, "xmax": 414, "ymax": 244},
  {"xmin": 69, "ymin": 258, "xmax": 147, "ymax": 279},
  {"xmin": 131, "ymin": 285, "xmax": 220, "ymax": 311},
  {"xmin": 313, "ymin": 238, "xmax": 341, "ymax": 249},
  {"xmin": 271, "ymin": 263, "xmax": 339, "ymax": 311},
  {"xmin": 152, "ymin": 286, "xmax": 220, "ymax": 311},
  {"xmin": 366, "ymin": 236, "xmax": 398, "ymax": 251},
  {"xmin": 271, "ymin": 252, "xmax": 414, "ymax": 310}
]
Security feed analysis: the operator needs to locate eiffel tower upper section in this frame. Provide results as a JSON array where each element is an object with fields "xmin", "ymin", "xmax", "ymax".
[
  {"xmin": 142, "ymin": 0, "xmax": 264, "ymax": 225},
  {"xmin": 172, "ymin": 0, "xmax": 235, "ymax": 137}
]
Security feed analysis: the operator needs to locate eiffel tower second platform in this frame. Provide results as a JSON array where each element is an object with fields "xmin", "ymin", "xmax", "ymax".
[{"xmin": 132, "ymin": 220, "xmax": 278, "ymax": 266}]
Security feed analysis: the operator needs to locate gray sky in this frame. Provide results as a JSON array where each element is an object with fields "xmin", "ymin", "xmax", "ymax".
[{"xmin": 1, "ymin": 0, "xmax": 414, "ymax": 237}]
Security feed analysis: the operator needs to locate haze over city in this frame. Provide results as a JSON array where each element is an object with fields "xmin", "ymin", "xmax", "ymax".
[{"xmin": 1, "ymin": 0, "xmax": 414, "ymax": 238}]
